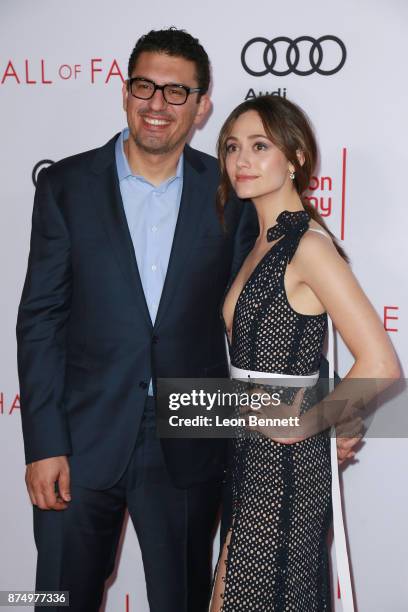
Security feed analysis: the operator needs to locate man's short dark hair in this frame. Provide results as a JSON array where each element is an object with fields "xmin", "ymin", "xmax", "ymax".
[{"xmin": 128, "ymin": 27, "xmax": 210, "ymax": 95}]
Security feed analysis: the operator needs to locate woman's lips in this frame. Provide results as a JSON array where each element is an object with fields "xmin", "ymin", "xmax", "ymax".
[{"xmin": 235, "ymin": 175, "xmax": 258, "ymax": 182}]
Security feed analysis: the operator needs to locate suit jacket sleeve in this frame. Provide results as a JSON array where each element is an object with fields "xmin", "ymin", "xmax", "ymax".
[
  {"xmin": 16, "ymin": 168, "xmax": 72, "ymax": 464},
  {"xmin": 230, "ymin": 196, "xmax": 259, "ymax": 280}
]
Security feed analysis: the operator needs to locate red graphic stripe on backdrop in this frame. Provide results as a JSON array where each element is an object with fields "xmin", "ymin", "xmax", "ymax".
[
  {"xmin": 125, "ymin": 593, "xmax": 129, "ymax": 612},
  {"xmin": 341, "ymin": 148, "xmax": 347, "ymax": 241}
]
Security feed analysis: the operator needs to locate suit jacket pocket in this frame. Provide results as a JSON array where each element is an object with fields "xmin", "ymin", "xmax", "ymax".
[
  {"xmin": 65, "ymin": 362, "xmax": 99, "ymax": 391},
  {"xmin": 202, "ymin": 361, "xmax": 229, "ymax": 378}
]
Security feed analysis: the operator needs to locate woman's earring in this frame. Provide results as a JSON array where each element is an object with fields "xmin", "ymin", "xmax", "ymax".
[{"xmin": 289, "ymin": 170, "xmax": 295, "ymax": 180}]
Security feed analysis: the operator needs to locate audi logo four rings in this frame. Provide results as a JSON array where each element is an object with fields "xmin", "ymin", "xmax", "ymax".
[{"xmin": 241, "ymin": 35, "xmax": 347, "ymax": 76}]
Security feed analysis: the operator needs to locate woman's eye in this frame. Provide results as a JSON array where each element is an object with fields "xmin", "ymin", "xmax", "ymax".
[
  {"xmin": 254, "ymin": 142, "xmax": 268, "ymax": 151},
  {"xmin": 226, "ymin": 143, "xmax": 237, "ymax": 153}
]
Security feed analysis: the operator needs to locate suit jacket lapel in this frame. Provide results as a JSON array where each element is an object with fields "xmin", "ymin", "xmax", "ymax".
[
  {"xmin": 89, "ymin": 135, "xmax": 152, "ymax": 328},
  {"xmin": 154, "ymin": 145, "xmax": 210, "ymax": 329}
]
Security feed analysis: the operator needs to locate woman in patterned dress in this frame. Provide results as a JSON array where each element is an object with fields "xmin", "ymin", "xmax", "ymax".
[{"xmin": 209, "ymin": 95, "xmax": 399, "ymax": 611}]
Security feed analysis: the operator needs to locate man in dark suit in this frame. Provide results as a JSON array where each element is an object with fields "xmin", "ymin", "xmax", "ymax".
[{"xmin": 17, "ymin": 28, "xmax": 255, "ymax": 612}]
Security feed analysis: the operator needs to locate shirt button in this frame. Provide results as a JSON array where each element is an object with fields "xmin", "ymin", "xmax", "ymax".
[
  {"xmin": 151, "ymin": 226, "xmax": 158, "ymax": 232},
  {"xmin": 151, "ymin": 264, "xmax": 157, "ymax": 272}
]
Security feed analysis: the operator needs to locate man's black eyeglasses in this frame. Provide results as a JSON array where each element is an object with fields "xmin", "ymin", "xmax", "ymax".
[{"xmin": 127, "ymin": 77, "xmax": 203, "ymax": 106}]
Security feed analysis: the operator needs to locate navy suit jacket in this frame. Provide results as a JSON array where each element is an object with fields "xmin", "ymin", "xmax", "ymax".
[{"xmin": 17, "ymin": 135, "xmax": 257, "ymax": 490}]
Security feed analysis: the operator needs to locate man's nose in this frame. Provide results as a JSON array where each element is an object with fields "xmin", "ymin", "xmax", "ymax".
[{"xmin": 147, "ymin": 87, "xmax": 168, "ymax": 112}]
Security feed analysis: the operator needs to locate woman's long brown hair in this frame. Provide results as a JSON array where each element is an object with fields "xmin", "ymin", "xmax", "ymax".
[{"xmin": 216, "ymin": 95, "xmax": 348, "ymax": 261}]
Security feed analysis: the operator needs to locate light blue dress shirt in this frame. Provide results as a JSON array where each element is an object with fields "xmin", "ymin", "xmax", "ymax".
[{"xmin": 115, "ymin": 128, "xmax": 184, "ymax": 394}]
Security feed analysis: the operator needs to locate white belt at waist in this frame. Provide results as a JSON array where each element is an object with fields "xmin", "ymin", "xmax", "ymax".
[{"xmin": 230, "ymin": 364, "xmax": 319, "ymax": 387}]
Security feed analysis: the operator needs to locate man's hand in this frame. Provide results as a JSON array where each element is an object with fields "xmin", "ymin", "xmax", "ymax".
[
  {"xmin": 25, "ymin": 456, "xmax": 71, "ymax": 510},
  {"xmin": 336, "ymin": 416, "xmax": 363, "ymax": 464},
  {"xmin": 336, "ymin": 436, "xmax": 360, "ymax": 464}
]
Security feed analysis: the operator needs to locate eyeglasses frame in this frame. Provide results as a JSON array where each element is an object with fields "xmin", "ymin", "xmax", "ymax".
[{"xmin": 127, "ymin": 77, "xmax": 204, "ymax": 105}]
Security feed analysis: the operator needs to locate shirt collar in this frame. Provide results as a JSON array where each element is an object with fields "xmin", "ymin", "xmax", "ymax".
[{"xmin": 115, "ymin": 127, "xmax": 183, "ymax": 187}]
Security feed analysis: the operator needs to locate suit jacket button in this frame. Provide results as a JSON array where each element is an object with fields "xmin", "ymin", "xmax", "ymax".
[
  {"xmin": 152, "ymin": 335, "xmax": 159, "ymax": 344},
  {"xmin": 139, "ymin": 381, "xmax": 148, "ymax": 389}
]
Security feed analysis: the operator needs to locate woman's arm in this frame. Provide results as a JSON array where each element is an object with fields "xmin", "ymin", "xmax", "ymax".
[
  {"xmin": 247, "ymin": 231, "xmax": 400, "ymax": 448},
  {"xmin": 294, "ymin": 231, "xmax": 399, "ymax": 380},
  {"xmin": 292, "ymin": 231, "xmax": 400, "ymax": 440}
]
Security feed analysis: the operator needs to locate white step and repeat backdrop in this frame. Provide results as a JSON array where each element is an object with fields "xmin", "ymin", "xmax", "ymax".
[{"xmin": 1, "ymin": 0, "xmax": 407, "ymax": 610}]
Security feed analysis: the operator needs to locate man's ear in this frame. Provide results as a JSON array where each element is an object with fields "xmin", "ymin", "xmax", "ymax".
[
  {"xmin": 296, "ymin": 149, "xmax": 305, "ymax": 167},
  {"xmin": 193, "ymin": 94, "xmax": 211, "ymax": 126},
  {"xmin": 122, "ymin": 80, "xmax": 129, "ymax": 113}
]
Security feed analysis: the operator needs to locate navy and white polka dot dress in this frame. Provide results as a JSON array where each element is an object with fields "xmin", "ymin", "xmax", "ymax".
[{"xmin": 218, "ymin": 211, "xmax": 333, "ymax": 611}]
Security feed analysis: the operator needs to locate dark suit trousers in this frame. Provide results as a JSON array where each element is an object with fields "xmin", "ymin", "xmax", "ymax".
[{"xmin": 33, "ymin": 398, "xmax": 221, "ymax": 612}]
